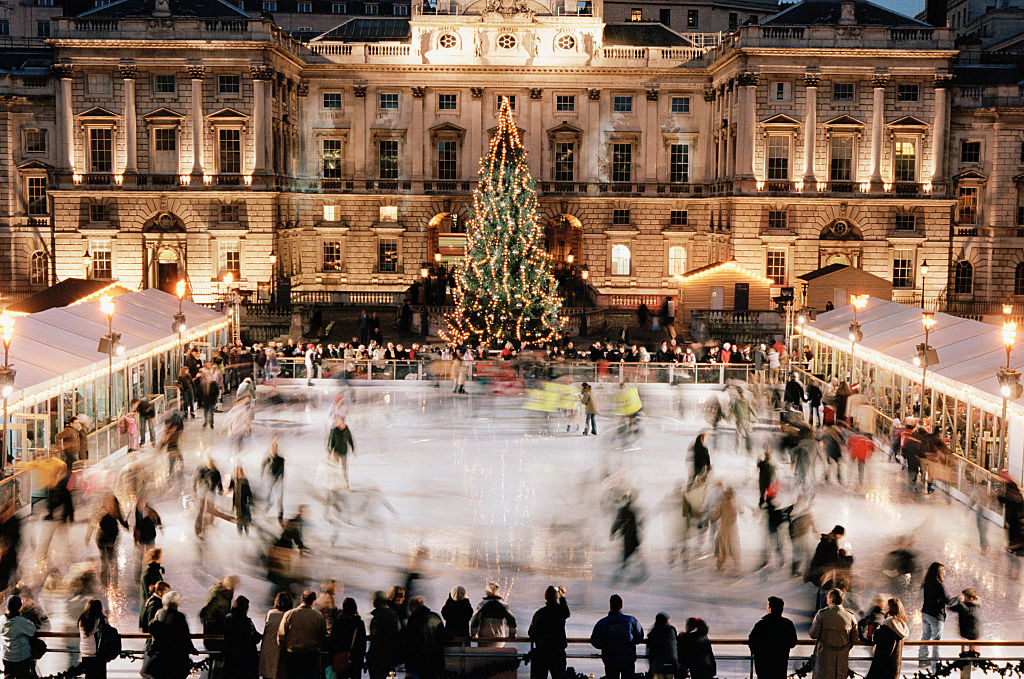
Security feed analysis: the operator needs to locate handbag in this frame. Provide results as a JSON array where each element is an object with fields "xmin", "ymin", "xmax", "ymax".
[
  {"xmin": 29, "ymin": 634, "xmax": 46, "ymax": 659},
  {"xmin": 332, "ymin": 625, "xmax": 359, "ymax": 674}
]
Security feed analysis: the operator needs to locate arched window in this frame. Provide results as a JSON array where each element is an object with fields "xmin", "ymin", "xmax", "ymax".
[
  {"xmin": 611, "ymin": 244, "xmax": 630, "ymax": 275},
  {"xmin": 668, "ymin": 245, "xmax": 686, "ymax": 276},
  {"xmin": 954, "ymin": 260, "xmax": 974, "ymax": 295},
  {"xmin": 30, "ymin": 251, "xmax": 46, "ymax": 285},
  {"xmin": 1016, "ymin": 262, "xmax": 1024, "ymax": 296}
]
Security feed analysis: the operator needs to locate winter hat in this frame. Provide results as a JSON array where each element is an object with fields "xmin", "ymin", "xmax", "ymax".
[
  {"xmin": 655, "ymin": 612, "xmax": 670, "ymax": 625},
  {"xmin": 484, "ymin": 581, "xmax": 500, "ymax": 597},
  {"xmin": 450, "ymin": 585, "xmax": 466, "ymax": 601},
  {"xmin": 5, "ymin": 595, "xmax": 21, "ymax": 613}
]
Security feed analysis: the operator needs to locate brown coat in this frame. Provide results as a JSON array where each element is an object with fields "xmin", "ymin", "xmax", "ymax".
[
  {"xmin": 259, "ymin": 609, "xmax": 287, "ymax": 679},
  {"xmin": 581, "ymin": 390, "xmax": 598, "ymax": 415},
  {"xmin": 809, "ymin": 605, "xmax": 858, "ymax": 679}
]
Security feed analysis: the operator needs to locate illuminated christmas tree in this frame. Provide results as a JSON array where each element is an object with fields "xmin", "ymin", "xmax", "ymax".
[{"xmin": 444, "ymin": 97, "xmax": 562, "ymax": 345}]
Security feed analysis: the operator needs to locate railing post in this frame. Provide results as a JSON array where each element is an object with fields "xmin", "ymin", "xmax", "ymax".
[
  {"xmin": 719, "ymin": 364, "xmax": 725, "ymax": 384},
  {"xmin": 960, "ymin": 645, "xmax": 972, "ymax": 679}
]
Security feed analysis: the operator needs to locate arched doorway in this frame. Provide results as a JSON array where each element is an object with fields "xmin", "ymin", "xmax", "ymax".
[
  {"xmin": 155, "ymin": 248, "xmax": 181, "ymax": 294},
  {"xmin": 142, "ymin": 211, "xmax": 187, "ymax": 293},
  {"xmin": 427, "ymin": 211, "xmax": 466, "ymax": 266},
  {"xmin": 825, "ymin": 253, "xmax": 851, "ymax": 267},
  {"xmin": 545, "ymin": 214, "xmax": 583, "ymax": 265}
]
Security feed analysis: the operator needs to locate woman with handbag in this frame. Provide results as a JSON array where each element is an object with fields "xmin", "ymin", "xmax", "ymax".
[
  {"xmin": 78, "ymin": 599, "xmax": 108, "ymax": 679},
  {"xmin": 259, "ymin": 591, "xmax": 293, "ymax": 679},
  {"xmin": 329, "ymin": 597, "xmax": 366, "ymax": 679}
]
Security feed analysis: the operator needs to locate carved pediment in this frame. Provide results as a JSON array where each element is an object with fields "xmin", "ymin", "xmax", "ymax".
[
  {"xmin": 886, "ymin": 115, "xmax": 928, "ymax": 129},
  {"xmin": 823, "ymin": 115, "xmax": 865, "ymax": 127},
  {"xmin": 547, "ymin": 122, "xmax": 584, "ymax": 137},
  {"xmin": 207, "ymin": 107, "xmax": 249, "ymax": 120},
  {"xmin": 760, "ymin": 113, "xmax": 801, "ymax": 126},
  {"xmin": 953, "ymin": 170, "xmax": 988, "ymax": 182},
  {"xmin": 17, "ymin": 159, "xmax": 51, "ymax": 171},
  {"xmin": 142, "ymin": 107, "xmax": 186, "ymax": 120},
  {"xmin": 78, "ymin": 106, "xmax": 119, "ymax": 119},
  {"xmin": 428, "ymin": 122, "xmax": 466, "ymax": 134}
]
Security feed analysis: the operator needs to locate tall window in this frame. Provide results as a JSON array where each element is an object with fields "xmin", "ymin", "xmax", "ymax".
[
  {"xmin": 379, "ymin": 140, "xmax": 399, "ymax": 179},
  {"xmin": 830, "ymin": 136, "xmax": 853, "ymax": 181},
  {"xmin": 378, "ymin": 238, "xmax": 399, "ymax": 272},
  {"xmin": 322, "ymin": 139, "xmax": 343, "ymax": 179},
  {"xmin": 961, "ymin": 140, "xmax": 981, "ymax": 164},
  {"xmin": 958, "ymin": 186, "xmax": 978, "ymax": 224},
  {"xmin": 669, "ymin": 144, "xmax": 689, "ymax": 183},
  {"xmin": 89, "ymin": 240, "xmax": 112, "ymax": 279},
  {"xmin": 554, "ymin": 141, "xmax": 574, "ymax": 181},
  {"xmin": 218, "ymin": 129, "xmax": 241, "ymax": 173},
  {"xmin": 668, "ymin": 245, "xmax": 686, "ymax": 276},
  {"xmin": 437, "ymin": 140, "xmax": 458, "ymax": 180},
  {"xmin": 612, "ymin": 143, "xmax": 632, "ymax": 182},
  {"xmin": 220, "ymin": 241, "xmax": 241, "ymax": 279},
  {"xmin": 1015, "ymin": 263, "xmax": 1024, "ymax": 295},
  {"xmin": 89, "ymin": 128, "xmax": 112, "ymax": 172},
  {"xmin": 894, "ymin": 138, "xmax": 917, "ymax": 182},
  {"xmin": 766, "ymin": 135, "xmax": 789, "ymax": 180},
  {"xmin": 323, "ymin": 241, "xmax": 343, "ymax": 271},
  {"xmin": 953, "ymin": 261, "xmax": 974, "ymax": 295},
  {"xmin": 154, "ymin": 128, "xmax": 176, "ymax": 152},
  {"xmin": 686, "ymin": 9, "xmax": 697, "ymax": 26},
  {"xmin": 892, "ymin": 251, "xmax": 914, "ymax": 289},
  {"xmin": 766, "ymin": 249, "xmax": 787, "ymax": 284},
  {"xmin": 30, "ymin": 251, "xmax": 46, "ymax": 285},
  {"xmin": 26, "ymin": 176, "xmax": 47, "ymax": 215},
  {"xmin": 611, "ymin": 244, "xmax": 630, "ymax": 275}
]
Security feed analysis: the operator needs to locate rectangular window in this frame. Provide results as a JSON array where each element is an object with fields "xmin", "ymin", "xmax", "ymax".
[
  {"xmin": 37, "ymin": 21, "xmax": 50, "ymax": 37},
  {"xmin": 379, "ymin": 139, "xmax": 399, "ymax": 179},
  {"xmin": 323, "ymin": 205, "xmax": 339, "ymax": 222},
  {"xmin": 894, "ymin": 137, "xmax": 917, "ymax": 182},
  {"xmin": 331, "ymin": 2, "xmax": 347, "ymax": 11},
  {"xmin": 670, "ymin": 210, "xmax": 687, "ymax": 226},
  {"xmin": 437, "ymin": 140, "xmax": 458, "ymax": 180},
  {"xmin": 892, "ymin": 252, "xmax": 914, "ymax": 289},
  {"xmin": 296, "ymin": 1, "xmax": 312, "ymax": 10},
  {"xmin": 1018, "ymin": 206, "xmax": 1024, "ymax": 226},
  {"xmin": 0, "ymin": 20, "xmax": 9, "ymax": 35},
  {"xmin": 25, "ymin": 130, "xmax": 46, "ymax": 154},
  {"xmin": 379, "ymin": 205, "xmax": 398, "ymax": 222},
  {"xmin": 90, "ymin": 203, "xmax": 107, "ymax": 222},
  {"xmin": 378, "ymin": 238, "xmax": 399, "ymax": 272},
  {"xmin": 323, "ymin": 92, "xmax": 342, "ymax": 109},
  {"xmin": 830, "ymin": 136, "xmax": 853, "ymax": 182},
  {"xmin": 154, "ymin": 74, "xmax": 176, "ymax": 94},
  {"xmin": 894, "ymin": 214, "xmax": 917, "ymax": 231},
  {"xmin": 262, "ymin": 0, "xmax": 276, "ymax": 9},
  {"xmin": 669, "ymin": 143, "xmax": 689, "ymax": 183},
  {"xmin": 668, "ymin": 245, "xmax": 686, "ymax": 275},
  {"xmin": 766, "ymin": 249, "xmax": 787, "ymax": 285},
  {"xmin": 554, "ymin": 141, "xmax": 574, "ymax": 182},
  {"xmin": 766, "ymin": 134, "xmax": 789, "ymax": 180},
  {"xmin": 220, "ymin": 241, "xmax": 241, "ymax": 278},
  {"xmin": 958, "ymin": 186, "xmax": 978, "ymax": 224},
  {"xmin": 393, "ymin": 4, "xmax": 408, "ymax": 14},
  {"xmin": 322, "ymin": 139, "xmax": 343, "ymax": 179},
  {"xmin": 89, "ymin": 128, "xmax": 112, "ymax": 173},
  {"xmin": 218, "ymin": 75, "xmax": 240, "ymax": 94},
  {"xmin": 613, "ymin": 95, "xmax": 633, "ymax": 113},
  {"xmin": 496, "ymin": 95, "xmax": 516, "ymax": 110},
  {"xmin": 961, "ymin": 140, "xmax": 981, "ymax": 164},
  {"xmin": 671, "ymin": 96, "xmax": 689, "ymax": 114},
  {"xmin": 630, "ymin": 7, "xmax": 641, "ymax": 21},
  {"xmin": 218, "ymin": 128, "xmax": 241, "ymax": 174},
  {"xmin": 612, "ymin": 142, "xmax": 632, "ymax": 182},
  {"xmin": 220, "ymin": 204, "xmax": 239, "ymax": 223},
  {"xmin": 613, "ymin": 209, "xmax": 630, "ymax": 225},
  {"xmin": 438, "ymin": 93, "xmax": 458, "ymax": 110},
  {"xmin": 728, "ymin": 12, "xmax": 738, "ymax": 30},
  {"xmin": 832, "ymin": 83, "xmax": 854, "ymax": 102},
  {"xmin": 773, "ymin": 82, "xmax": 786, "ymax": 102},
  {"xmin": 768, "ymin": 210, "xmax": 787, "ymax": 231},
  {"xmin": 686, "ymin": 9, "xmax": 697, "ymax": 26},
  {"xmin": 89, "ymin": 241, "xmax": 112, "ymax": 279},
  {"xmin": 26, "ymin": 176, "xmax": 47, "ymax": 215},
  {"xmin": 555, "ymin": 95, "xmax": 575, "ymax": 112},
  {"xmin": 154, "ymin": 128, "xmax": 177, "ymax": 152},
  {"xmin": 322, "ymin": 241, "xmax": 343, "ymax": 272},
  {"xmin": 379, "ymin": 92, "xmax": 399, "ymax": 110},
  {"xmin": 659, "ymin": 8, "xmax": 670, "ymax": 25},
  {"xmin": 365, "ymin": 3, "xmax": 378, "ymax": 13},
  {"xmin": 897, "ymin": 84, "xmax": 919, "ymax": 102}
]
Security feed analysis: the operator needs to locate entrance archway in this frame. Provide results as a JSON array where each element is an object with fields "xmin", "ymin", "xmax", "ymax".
[
  {"xmin": 545, "ymin": 214, "xmax": 583, "ymax": 265},
  {"xmin": 826, "ymin": 254, "xmax": 851, "ymax": 267},
  {"xmin": 155, "ymin": 248, "xmax": 181, "ymax": 294},
  {"xmin": 428, "ymin": 212, "xmax": 466, "ymax": 266},
  {"xmin": 142, "ymin": 211, "xmax": 187, "ymax": 292}
]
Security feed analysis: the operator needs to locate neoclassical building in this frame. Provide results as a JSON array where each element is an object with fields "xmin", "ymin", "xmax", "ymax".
[{"xmin": 0, "ymin": 0, "xmax": 997, "ymax": 317}]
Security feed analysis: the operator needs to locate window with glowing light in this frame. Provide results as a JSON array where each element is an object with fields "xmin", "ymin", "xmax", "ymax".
[
  {"xmin": 220, "ymin": 240, "xmax": 241, "ymax": 279},
  {"xmin": 378, "ymin": 238, "xmax": 399, "ymax": 273},
  {"xmin": 766, "ymin": 249, "xmax": 787, "ymax": 284},
  {"xmin": 89, "ymin": 240, "xmax": 112, "ymax": 279},
  {"xmin": 892, "ymin": 251, "xmax": 914, "ymax": 288},
  {"xmin": 668, "ymin": 246, "xmax": 686, "ymax": 276},
  {"xmin": 322, "ymin": 241, "xmax": 343, "ymax": 272},
  {"xmin": 30, "ymin": 251, "xmax": 46, "ymax": 285},
  {"xmin": 894, "ymin": 137, "xmax": 916, "ymax": 182},
  {"xmin": 611, "ymin": 244, "xmax": 630, "ymax": 275}
]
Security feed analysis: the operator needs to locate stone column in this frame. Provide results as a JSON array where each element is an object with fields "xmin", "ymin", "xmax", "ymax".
[
  {"xmin": 869, "ymin": 73, "xmax": 888, "ymax": 187},
  {"xmin": 735, "ymin": 73, "xmax": 757, "ymax": 183},
  {"xmin": 802, "ymin": 73, "xmax": 819, "ymax": 185},
  {"xmin": 51, "ymin": 64, "xmax": 74, "ymax": 174},
  {"xmin": 529, "ymin": 88, "xmax": 543, "ymax": 180},
  {"xmin": 411, "ymin": 86, "xmax": 425, "ymax": 180},
  {"xmin": 698, "ymin": 87, "xmax": 715, "ymax": 182},
  {"xmin": 188, "ymin": 65, "xmax": 205, "ymax": 177},
  {"xmin": 296, "ymin": 80, "xmax": 311, "ymax": 180},
  {"xmin": 930, "ymin": 74, "xmax": 951, "ymax": 183},
  {"xmin": 469, "ymin": 87, "xmax": 483, "ymax": 179},
  {"xmin": 250, "ymin": 66, "xmax": 272, "ymax": 175},
  {"xmin": 643, "ymin": 88, "xmax": 659, "ymax": 183},
  {"xmin": 120, "ymin": 64, "xmax": 138, "ymax": 175},
  {"xmin": 352, "ymin": 84, "xmax": 367, "ymax": 178},
  {"xmin": 586, "ymin": 88, "xmax": 601, "ymax": 183}
]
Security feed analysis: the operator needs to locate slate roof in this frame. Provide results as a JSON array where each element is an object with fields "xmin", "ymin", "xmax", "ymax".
[
  {"xmin": 78, "ymin": 0, "xmax": 250, "ymax": 19},
  {"xmin": 4, "ymin": 279, "xmax": 130, "ymax": 315},
  {"xmin": 315, "ymin": 17, "xmax": 410, "ymax": 41},
  {"xmin": 764, "ymin": 0, "xmax": 926, "ymax": 26},
  {"xmin": 796, "ymin": 263, "xmax": 849, "ymax": 281},
  {"xmin": 603, "ymin": 22, "xmax": 690, "ymax": 47},
  {"xmin": 952, "ymin": 64, "xmax": 1024, "ymax": 87}
]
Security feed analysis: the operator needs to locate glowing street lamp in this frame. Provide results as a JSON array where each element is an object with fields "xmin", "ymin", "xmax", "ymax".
[
  {"xmin": 919, "ymin": 260, "xmax": 929, "ymax": 308},
  {"xmin": 0, "ymin": 313, "xmax": 15, "ymax": 474},
  {"xmin": 998, "ymin": 316, "xmax": 1022, "ymax": 471},
  {"xmin": 912, "ymin": 311, "xmax": 938, "ymax": 421},
  {"xmin": 97, "ymin": 296, "xmax": 124, "ymax": 421}
]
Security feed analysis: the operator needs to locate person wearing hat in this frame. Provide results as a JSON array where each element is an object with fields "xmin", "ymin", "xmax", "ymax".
[
  {"xmin": 1, "ymin": 594, "xmax": 36, "ymax": 678},
  {"xmin": 528, "ymin": 586, "xmax": 570, "ymax": 679},
  {"xmin": 441, "ymin": 586, "xmax": 472, "ymax": 642},
  {"xmin": 470, "ymin": 582, "xmax": 516, "ymax": 647}
]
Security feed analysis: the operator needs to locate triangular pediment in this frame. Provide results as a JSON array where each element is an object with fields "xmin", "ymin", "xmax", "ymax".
[
  {"xmin": 17, "ymin": 160, "xmax": 51, "ymax": 171},
  {"xmin": 78, "ymin": 106, "xmax": 119, "ymax": 118},
  {"xmin": 886, "ymin": 115, "xmax": 928, "ymax": 128},
  {"xmin": 954, "ymin": 170, "xmax": 988, "ymax": 181},
  {"xmin": 142, "ymin": 107, "xmax": 186, "ymax": 120},
  {"xmin": 548, "ymin": 122, "xmax": 584, "ymax": 135},
  {"xmin": 207, "ymin": 107, "xmax": 249, "ymax": 119},
  {"xmin": 760, "ymin": 113, "xmax": 801, "ymax": 126},
  {"xmin": 429, "ymin": 122, "xmax": 465, "ymax": 134},
  {"xmin": 823, "ymin": 115, "xmax": 865, "ymax": 127}
]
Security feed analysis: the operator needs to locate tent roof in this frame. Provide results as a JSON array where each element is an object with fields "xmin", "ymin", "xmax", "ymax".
[
  {"xmin": 3, "ymin": 289, "xmax": 225, "ymax": 407},
  {"xmin": 4, "ymin": 279, "xmax": 131, "ymax": 315},
  {"xmin": 803, "ymin": 298, "xmax": 1024, "ymax": 410}
]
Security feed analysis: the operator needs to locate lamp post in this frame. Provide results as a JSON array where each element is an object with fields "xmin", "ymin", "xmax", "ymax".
[
  {"xmin": 222, "ymin": 272, "xmax": 240, "ymax": 345},
  {"xmin": 174, "ymin": 279, "xmax": 187, "ymax": 371},
  {"xmin": 269, "ymin": 253, "xmax": 277, "ymax": 305},
  {"xmin": 919, "ymin": 260, "xmax": 929, "ymax": 308},
  {"xmin": 848, "ymin": 294, "xmax": 868, "ymax": 381},
  {"xmin": 998, "ymin": 314, "xmax": 1022, "ymax": 471},
  {"xmin": 99, "ymin": 296, "xmax": 119, "ymax": 422},
  {"xmin": 915, "ymin": 310, "xmax": 936, "ymax": 421},
  {"xmin": 0, "ymin": 313, "xmax": 15, "ymax": 475}
]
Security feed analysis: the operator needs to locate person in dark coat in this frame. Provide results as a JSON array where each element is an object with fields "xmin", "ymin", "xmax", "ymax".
[
  {"xmin": 783, "ymin": 377, "xmax": 804, "ymax": 411},
  {"xmin": 805, "ymin": 526, "xmax": 850, "ymax": 586},
  {"xmin": 147, "ymin": 591, "xmax": 199, "ymax": 679},
  {"xmin": 441, "ymin": 586, "xmax": 473, "ymax": 641},
  {"xmin": 611, "ymin": 494, "xmax": 644, "ymax": 582},
  {"xmin": 590, "ymin": 594, "xmax": 644, "ymax": 679},
  {"xmin": 528, "ymin": 585, "xmax": 570, "ymax": 679},
  {"xmin": 857, "ymin": 594, "xmax": 888, "ymax": 645},
  {"xmin": 805, "ymin": 384, "xmax": 823, "ymax": 427},
  {"xmin": 330, "ymin": 597, "xmax": 367, "ymax": 679},
  {"xmin": 404, "ymin": 597, "xmax": 445, "ymax": 679},
  {"xmin": 677, "ymin": 617, "xmax": 716, "ymax": 679},
  {"xmin": 691, "ymin": 434, "xmax": 711, "ymax": 481},
  {"xmin": 199, "ymin": 575, "xmax": 239, "ymax": 653},
  {"xmin": 139, "ymin": 548, "xmax": 165, "ymax": 610},
  {"xmin": 222, "ymin": 596, "xmax": 261, "ymax": 679},
  {"xmin": 747, "ymin": 596, "xmax": 797, "ymax": 679},
  {"xmin": 140, "ymin": 581, "xmax": 170, "ymax": 634},
  {"xmin": 919, "ymin": 562, "xmax": 957, "ymax": 667},
  {"xmin": 228, "ymin": 467, "xmax": 254, "ymax": 535},
  {"xmin": 949, "ymin": 588, "xmax": 981, "ymax": 646},
  {"xmin": 646, "ymin": 613, "xmax": 678, "ymax": 679},
  {"xmin": 757, "ymin": 450, "xmax": 776, "ymax": 506},
  {"xmin": 367, "ymin": 591, "xmax": 403, "ymax": 679},
  {"xmin": 866, "ymin": 598, "xmax": 909, "ymax": 679}
]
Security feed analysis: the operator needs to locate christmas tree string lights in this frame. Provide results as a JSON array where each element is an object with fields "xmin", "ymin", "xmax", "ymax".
[{"xmin": 442, "ymin": 96, "xmax": 563, "ymax": 345}]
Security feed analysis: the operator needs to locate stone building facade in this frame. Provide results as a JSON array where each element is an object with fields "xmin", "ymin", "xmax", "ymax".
[{"xmin": 0, "ymin": 0, "xmax": 1000, "ymax": 318}]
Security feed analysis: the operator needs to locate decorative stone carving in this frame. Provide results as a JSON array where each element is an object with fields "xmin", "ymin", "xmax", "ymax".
[
  {"xmin": 186, "ymin": 65, "xmax": 206, "ymax": 80},
  {"xmin": 50, "ymin": 63, "xmax": 74, "ymax": 78},
  {"xmin": 703, "ymin": 86, "xmax": 715, "ymax": 102},
  {"xmin": 470, "ymin": 87, "xmax": 484, "ymax": 98},
  {"xmin": 933, "ymin": 73, "xmax": 954, "ymax": 89},
  {"xmin": 297, "ymin": 81, "xmax": 309, "ymax": 97},
  {"xmin": 645, "ymin": 88, "xmax": 659, "ymax": 101},
  {"xmin": 804, "ymin": 73, "xmax": 821, "ymax": 88},
  {"xmin": 530, "ymin": 88, "xmax": 543, "ymax": 100},
  {"xmin": 871, "ymin": 73, "xmax": 890, "ymax": 88},
  {"xmin": 353, "ymin": 84, "xmax": 367, "ymax": 98},
  {"xmin": 411, "ymin": 86, "xmax": 425, "ymax": 98},
  {"xmin": 119, "ymin": 64, "xmax": 137, "ymax": 79},
  {"xmin": 250, "ymin": 65, "xmax": 274, "ymax": 81},
  {"xmin": 588, "ymin": 88, "xmax": 601, "ymax": 101},
  {"xmin": 737, "ymin": 72, "xmax": 758, "ymax": 87}
]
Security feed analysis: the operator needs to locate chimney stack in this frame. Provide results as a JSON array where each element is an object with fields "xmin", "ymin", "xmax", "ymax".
[{"xmin": 839, "ymin": 1, "xmax": 856, "ymax": 25}]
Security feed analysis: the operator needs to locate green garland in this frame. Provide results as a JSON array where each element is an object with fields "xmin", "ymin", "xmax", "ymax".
[{"xmin": 35, "ymin": 650, "xmax": 213, "ymax": 679}]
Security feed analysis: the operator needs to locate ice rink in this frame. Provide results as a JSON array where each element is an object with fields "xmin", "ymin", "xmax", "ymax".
[{"xmin": 26, "ymin": 383, "xmax": 1024, "ymax": 675}]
